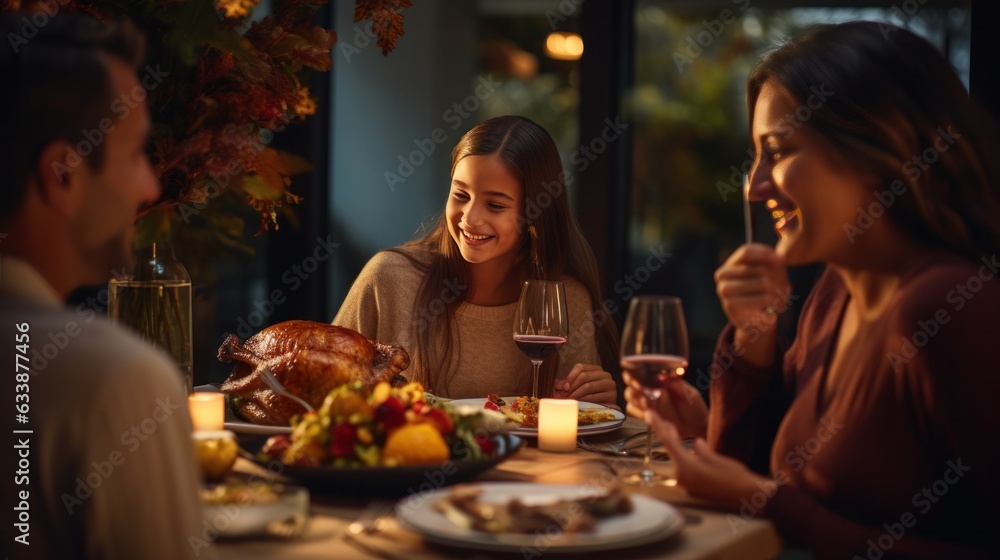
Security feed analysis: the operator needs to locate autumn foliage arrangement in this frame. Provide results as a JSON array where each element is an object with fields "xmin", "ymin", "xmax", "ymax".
[{"xmin": 4, "ymin": 0, "xmax": 411, "ymax": 263}]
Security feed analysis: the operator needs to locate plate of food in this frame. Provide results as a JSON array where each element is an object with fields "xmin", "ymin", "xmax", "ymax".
[
  {"xmin": 396, "ymin": 482, "xmax": 684, "ymax": 552},
  {"xmin": 449, "ymin": 395, "xmax": 626, "ymax": 437},
  {"xmin": 243, "ymin": 381, "xmax": 522, "ymax": 496},
  {"xmin": 200, "ymin": 482, "xmax": 309, "ymax": 539}
]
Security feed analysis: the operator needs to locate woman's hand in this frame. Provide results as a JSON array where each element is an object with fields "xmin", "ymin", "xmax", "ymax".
[
  {"xmin": 623, "ymin": 371, "xmax": 707, "ymax": 439},
  {"xmin": 714, "ymin": 243, "xmax": 791, "ymax": 366},
  {"xmin": 552, "ymin": 363, "xmax": 619, "ymax": 410},
  {"xmin": 648, "ymin": 412, "xmax": 771, "ymax": 510}
]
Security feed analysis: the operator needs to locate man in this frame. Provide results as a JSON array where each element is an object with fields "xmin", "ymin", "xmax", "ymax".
[{"xmin": 0, "ymin": 12, "xmax": 213, "ymax": 559}]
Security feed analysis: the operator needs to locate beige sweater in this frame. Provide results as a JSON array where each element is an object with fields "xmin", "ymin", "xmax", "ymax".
[
  {"xmin": 333, "ymin": 250, "xmax": 601, "ymax": 398},
  {"xmin": 0, "ymin": 258, "xmax": 213, "ymax": 560}
]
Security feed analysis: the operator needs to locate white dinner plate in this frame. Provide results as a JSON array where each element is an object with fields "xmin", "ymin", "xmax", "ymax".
[
  {"xmin": 448, "ymin": 397, "xmax": 625, "ymax": 437},
  {"xmin": 193, "ymin": 385, "xmax": 293, "ymax": 435},
  {"xmin": 396, "ymin": 482, "xmax": 683, "ymax": 553}
]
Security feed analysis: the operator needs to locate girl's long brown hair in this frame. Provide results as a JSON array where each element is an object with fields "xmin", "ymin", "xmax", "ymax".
[
  {"xmin": 747, "ymin": 21, "xmax": 1000, "ymax": 260},
  {"xmin": 389, "ymin": 116, "xmax": 619, "ymax": 396}
]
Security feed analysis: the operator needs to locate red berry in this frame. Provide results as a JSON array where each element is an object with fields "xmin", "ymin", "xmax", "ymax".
[
  {"xmin": 421, "ymin": 408, "xmax": 454, "ymax": 434},
  {"xmin": 261, "ymin": 434, "xmax": 291, "ymax": 458},
  {"xmin": 474, "ymin": 433, "xmax": 495, "ymax": 455},
  {"xmin": 484, "ymin": 400, "xmax": 500, "ymax": 412},
  {"xmin": 327, "ymin": 421, "xmax": 357, "ymax": 459},
  {"xmin": 375, "ymin": 396, "xmax": 407, "ymax": 430}
]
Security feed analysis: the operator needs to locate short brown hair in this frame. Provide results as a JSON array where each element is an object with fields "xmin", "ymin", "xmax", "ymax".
[{"xmin": 0, "ymin": 10, "xmax": 145, "ymax": 224}]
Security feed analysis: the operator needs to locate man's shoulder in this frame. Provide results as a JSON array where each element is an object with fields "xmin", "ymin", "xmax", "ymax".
[{"xmin": 3, "ymin": 300, "xmax": 179, "ymax": 387}]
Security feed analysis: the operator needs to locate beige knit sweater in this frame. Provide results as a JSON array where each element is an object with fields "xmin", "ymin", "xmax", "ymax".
[{"xmin": 332, "ymin": 250, "xmax": 601, "ymax": 398}]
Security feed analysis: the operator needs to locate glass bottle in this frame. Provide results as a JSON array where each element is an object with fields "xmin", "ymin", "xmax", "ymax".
[{"xmin": 108, "ymin": 242, "xmax": 194, "ymax": 394}]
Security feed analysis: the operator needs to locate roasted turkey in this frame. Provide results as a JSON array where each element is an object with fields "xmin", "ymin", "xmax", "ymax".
[{"xmin": 218, "ymin": 320, "xmax": 410, "ymax": 426}]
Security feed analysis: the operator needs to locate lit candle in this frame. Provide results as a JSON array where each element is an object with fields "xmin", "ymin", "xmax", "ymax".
[
  {"xmin": 188, "ymin": 393, "xmax": 225, "ymax": 431},
  {"xmin": 538, "ymin": 398, "xmax": 578, "ymax": 452}
]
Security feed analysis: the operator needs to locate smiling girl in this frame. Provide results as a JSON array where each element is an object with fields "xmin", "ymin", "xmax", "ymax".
[{"xmin": 334, "ymin": 116, "xmax": 619, "ymax": 407}]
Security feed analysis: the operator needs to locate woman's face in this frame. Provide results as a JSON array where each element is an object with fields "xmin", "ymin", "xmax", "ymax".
[
  {"xmin": 749, "ymin": 80, "xmax": 869, "ymax": 266},
  {"xmin": 447, "ymin": 154, "xmax": 525, "ymax": 270}
]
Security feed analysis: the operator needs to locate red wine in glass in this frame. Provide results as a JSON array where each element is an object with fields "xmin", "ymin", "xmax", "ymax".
[
  {"xmin": 513, "ymin": 280, "xmax": 569, "ymax": 398},
  {"xmin": 514, "ymin": 335, "xmax": 567, "ymax": 360},
  {"xmin": 620, "ymin": 354, "xmax": 688, "ymax": 400}
]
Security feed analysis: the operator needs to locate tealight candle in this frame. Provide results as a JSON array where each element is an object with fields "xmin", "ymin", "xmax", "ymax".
[
  {"xmin": 538, "ymin": 398, "xmax": 578, "ymax": 452},
  {"xmin": 188, "ymin": 393, "xmax": 225, "ymax": 431}
]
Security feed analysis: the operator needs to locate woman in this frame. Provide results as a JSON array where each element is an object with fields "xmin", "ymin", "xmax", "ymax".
[
  {"xmin": 626, "ymin": 22, "xmax": 1000, "ymax": 558},
  {"xmin": 335, "ymin": 116, "xmax": 619, "ymax": 407}
]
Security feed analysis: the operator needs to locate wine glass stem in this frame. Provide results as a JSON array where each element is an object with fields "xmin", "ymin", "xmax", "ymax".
[
  {"xmin": 531, "ymin": 360, "xmax": 542, "ymax": 399},
  {"xmin": 643, "ymin": 426, "xmax": 654, "ymax": 470}
]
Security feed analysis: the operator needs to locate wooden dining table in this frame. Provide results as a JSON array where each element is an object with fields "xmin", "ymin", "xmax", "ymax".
[{"xmin": 213, "ymin": 418, "xmax": 784, "ymax": 559}]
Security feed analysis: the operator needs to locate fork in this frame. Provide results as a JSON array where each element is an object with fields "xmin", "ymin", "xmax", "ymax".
[
  {"xmin": 343, "ymin": 500, "xmax": 400, "ymax": 560},
  {"xmin": 348, "ymin": 500, "xmax": 395, "ymax": 536},
  {"xmin": 578, "ymin": 441, "xmax": 668, "ymax": 460},
  {"xmin": 259, "ymin": 368, "xmax": 315, "ymax": 413}
]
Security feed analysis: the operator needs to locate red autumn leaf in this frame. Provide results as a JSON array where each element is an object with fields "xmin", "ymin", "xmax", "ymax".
[{"xmin": 353, "ymin": 0, "xmax": 412, "ymax": 56}]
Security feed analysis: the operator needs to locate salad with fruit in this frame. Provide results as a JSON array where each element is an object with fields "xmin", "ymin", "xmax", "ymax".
[{"xmin": 258, "ymin": 381, "xmax": 508, "ymax": 468}]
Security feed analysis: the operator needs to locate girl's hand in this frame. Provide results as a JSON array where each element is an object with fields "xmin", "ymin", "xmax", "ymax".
[
  {"xmin": 623, "ymin": 371, "xmax": 707, "ymax": 439},
  {"xmin": 648, "ymin": 411, "xmax": 771, "ymax": 510},
  {"xmin": 552, "ymin": 363, "xmax": 619, "ymax": 410}
]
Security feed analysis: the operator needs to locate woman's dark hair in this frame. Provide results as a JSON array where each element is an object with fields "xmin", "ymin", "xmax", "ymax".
[
  {"xmin": 391, "ymin": 116, "xmax": 619, "ymax": 396},
  {"xmin": 0, "ymin": 10, "xmax": 145, "ymax": 224},
  {"xmin": 747, "ymin": 21, "xmax": 1000, "ymax": 260}
]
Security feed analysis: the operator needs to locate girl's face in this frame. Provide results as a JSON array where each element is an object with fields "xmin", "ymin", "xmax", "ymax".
[
  {"xmin": 447, "ymin": 155, "xmax": 525, "ymax": 269},
  {"xmin": 749, "ymin": 80, "xmax": 869, "ymax": 266}
]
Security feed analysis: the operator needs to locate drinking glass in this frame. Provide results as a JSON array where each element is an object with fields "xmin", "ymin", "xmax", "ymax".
[
  {"xmin": 618, "ymin": 295, "xmax": 689, "ymax": 486},
  {"xmin": 513, "ymin": 280, "xmax": 569, "ymax": 399}
]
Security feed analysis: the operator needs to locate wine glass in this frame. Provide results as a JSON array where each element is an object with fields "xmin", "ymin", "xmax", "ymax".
[
  {"xmin": 618, "ymin": 295, "xmax": 689, "ymax": 486},
  {"xmin": 513, "ymin": 280, "xmax": 569, "ymax": 399}
]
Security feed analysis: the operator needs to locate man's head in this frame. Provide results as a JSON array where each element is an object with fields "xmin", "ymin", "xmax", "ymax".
[{"xmin": 1, "ymin": 11, "xmax": 160, "ymax": 289}]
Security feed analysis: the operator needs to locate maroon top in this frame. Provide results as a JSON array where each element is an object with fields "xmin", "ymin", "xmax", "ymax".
[{"xmin": 710, "ymin": 252, "xmax": 1000, "ymax": 559}]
